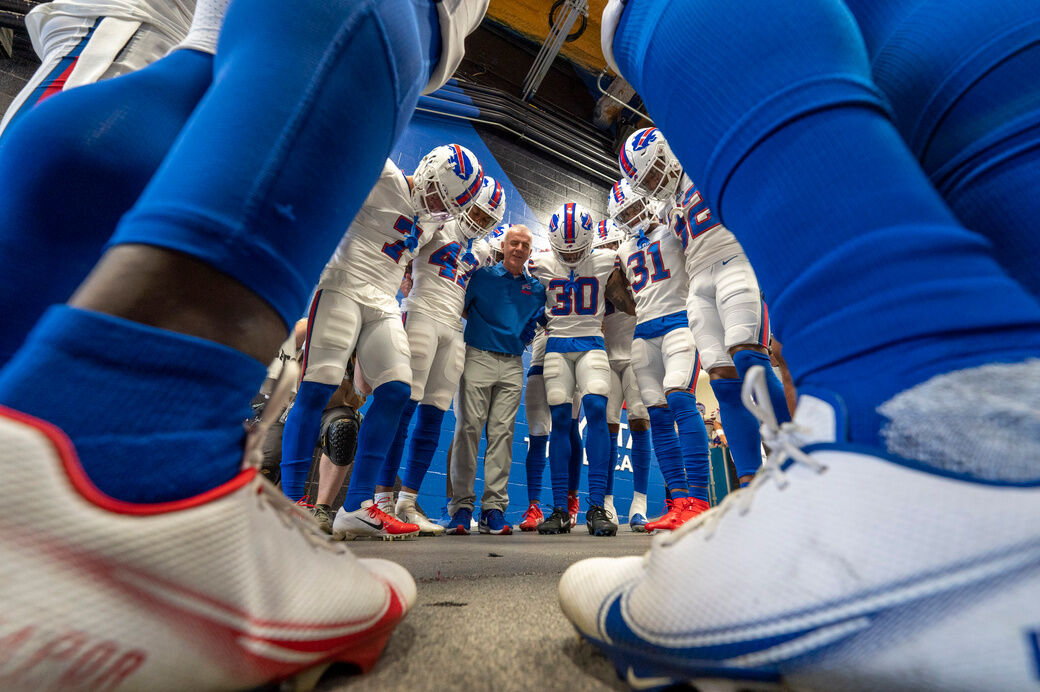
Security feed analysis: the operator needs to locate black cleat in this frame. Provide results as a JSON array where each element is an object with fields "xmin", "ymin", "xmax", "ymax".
[
  {"xmin": 537, "ymin": 506, "xmax": 572, "ymax": 535},
  {"xmin": 586, "ymin": 505, "xmax": 618, "ymax": 537}
]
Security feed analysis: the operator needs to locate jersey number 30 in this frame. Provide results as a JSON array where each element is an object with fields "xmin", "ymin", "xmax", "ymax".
[{"xmin": 548, "ymin": 277, "xmax": 598, "ymax": 316}]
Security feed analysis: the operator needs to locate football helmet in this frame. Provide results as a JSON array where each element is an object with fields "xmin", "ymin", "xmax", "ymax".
[
  {"xmin": 618, "ymin": 127, "xmax": 683, "ymax": 201},
  {"xmin": 486, "ymin": 225, "xmax": 507, "ymax": 263},
  {"xmin": 411, "ymin": 144, "xmax": 485, "ymax": 222},
  {"xmin": 459, "ymin": 175, "xmax": 506, "ymax": 239},
  {"xmin": 548, "ymin": 202, "xmax": 595, "ymax": 267},
  {"xmin": 607, "ymin": 179, "xmax": 654, "ymax": 237},
  {"xmin": 593, "ymin": 218, "xmax": 625, "ymax": 249}
]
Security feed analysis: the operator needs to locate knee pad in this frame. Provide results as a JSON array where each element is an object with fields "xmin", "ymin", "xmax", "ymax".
[
  {"xmin": 543, "ymin": 353, "xmax": 573, "ymax": 407},
  {"xmin": 321, "ymin": 410, "xmax": 360, "ymax": 467},
  {"xmin": 577, "ymin": 350, "xmax": 612, "ymax": 398},
  {"xmin": 524, "ymin": 373, "xmax": 551, "ymax": 437}
]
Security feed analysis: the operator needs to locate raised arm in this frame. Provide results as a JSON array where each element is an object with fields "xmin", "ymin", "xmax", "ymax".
[{"xmin": 605, "ymin": 268, "xmax": 636, "ymax": 316}]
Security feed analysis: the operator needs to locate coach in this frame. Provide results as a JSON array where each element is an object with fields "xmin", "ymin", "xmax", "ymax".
[{"xmin": 447, "ymin": 225, "xmax": 546, "ymax": 535}]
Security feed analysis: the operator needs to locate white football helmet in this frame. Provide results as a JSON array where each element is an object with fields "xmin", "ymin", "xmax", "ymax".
[
  {"xmin": 411, "ymin": 144, "xmax": 484, "ymax": 222},
  {"xmin": 458, "ymin": 175, "xmax": 506, "ymax": 239},
  {"xmin": 607, "ymin": 179, "xmax": 654, "ymax": 237},
  {"xmin": 486, "ymin": 224, "xmax": 507, "ymax": 263},
  {"xmin": 618, "ymin": 127, "xmax": 683, "ymax": 201},
  {"xmin": 548, "ymin": 202, "xmax": 595, "ymax": 267},
  {"xmin": 593, "ymin": 218, "xmax": 625, "ymax": 249}
]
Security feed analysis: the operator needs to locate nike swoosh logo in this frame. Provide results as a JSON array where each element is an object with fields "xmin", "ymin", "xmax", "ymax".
[
  {"xmin": 721, "ymin": 255, "xmax": 739, "ymax": 265},
  {"xmin": 358, "ymin": 518, "xmax": 384, "ymax": 530}
]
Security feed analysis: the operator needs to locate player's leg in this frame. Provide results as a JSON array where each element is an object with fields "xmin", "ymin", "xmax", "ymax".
[
  {"xmin": 660, "ymin": 328, "xmax": 711, "ymax": 506},
  {"xmin": 523, "ymin": 368, "xmax": 550, "ymax": 505},
  {"xmin": 543, "ymin": 352, "xmax": 578, "ymax": 514},
  {"xmin": 620, "ymin": 362, "xmax": 651, "ymax": 529},
  {"xmin": 0, "ymin": 48, "xmax": 213, "ymax": 365},
  {"xmin": 575, "ymin": 350, "xmax": 612, "ymax": 508},
  {"xmin": 847, "ymin": 0, "xmax": 1040, "ymax": 299},
  {"xmin": 631, "ymin": 337, "xmax": 687, "ymax": 496}
]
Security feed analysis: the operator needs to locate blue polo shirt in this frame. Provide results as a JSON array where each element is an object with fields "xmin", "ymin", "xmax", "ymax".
[{"xmin": 463, "ymin": 263, "xmax": 546, "ymax": 356}]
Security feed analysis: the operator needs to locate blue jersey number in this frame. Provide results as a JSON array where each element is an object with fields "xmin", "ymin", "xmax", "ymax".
[
  {"xmin": 627, "ymin": 241, "xmax": 671, "ymax": 293},
  {"xmin": 382, "ymin": 216, "xmax": 422, "ymax": 263},
  {"xmin": 429, "ymin": 242, "xmax": 461, "ymax": 281},
  {"xmin": 548, "ymin": 277, "xmax": 599, "ymax": 316}
]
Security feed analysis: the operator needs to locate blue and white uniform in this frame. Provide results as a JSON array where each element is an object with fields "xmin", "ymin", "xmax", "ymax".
[{"xmin": 603, "ymin": 302, "xmax": 647, "ymax": 424}]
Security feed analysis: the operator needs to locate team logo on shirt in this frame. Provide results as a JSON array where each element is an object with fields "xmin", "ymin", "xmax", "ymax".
[{"xmin": 521, "ymin": 284, "xmax": 532, "ymax": 295}]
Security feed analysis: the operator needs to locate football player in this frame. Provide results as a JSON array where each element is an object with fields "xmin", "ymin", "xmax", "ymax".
[
  {"xmin": 607, "ymin": 179, "xmax": 712, "ymax": 533},
  {"xmin": 529, "ymin": 202, "xmax": 619, "ymax": 536},
  {"xmin": 595, "ymin": 219, "xmax": 652, "ymax": 531},
  {"xmin": 620, "ymin": 127, "xmax": 789, "ymax": 486},
  {"xmin": 374, "ymin": 175, "xmax": 505, "ymax": 535},
  {"xmin": 280, "ymin": 144, "xmax": 485, "ymax": 541}
]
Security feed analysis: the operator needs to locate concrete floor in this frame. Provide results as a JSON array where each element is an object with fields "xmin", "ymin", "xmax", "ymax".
[{"xmin": 316, "ymin": 532, "xmax": 655, "ymax": 691}]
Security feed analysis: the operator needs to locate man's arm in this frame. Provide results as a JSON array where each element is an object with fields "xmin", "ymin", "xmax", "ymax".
[
  {"xmin": 462, "ymin": 267, "xmax": 484, "ymax": 320},
  {"xmin": 605, "ymin": 268, "xmax": 636, "ymax": 316}
]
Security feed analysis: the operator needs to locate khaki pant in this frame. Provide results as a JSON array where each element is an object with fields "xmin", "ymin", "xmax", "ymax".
[{"xmin": 449, "ymin": 347, "xmax": 523, "ymax": 514}]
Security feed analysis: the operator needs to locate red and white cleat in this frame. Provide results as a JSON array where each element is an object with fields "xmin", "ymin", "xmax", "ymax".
[
  {"xmin": 518, "ymin": 502, "xmax": 544, "ymax": 531},
  {"xmin": 645, "ymin": 496, "xmax": 709, "ymax": 533},
  {"xmin": 567, "ymin": 492, "xmax": 580, "ymax": 527},
  {"xmin": 0, "ymin": 405, "xmax": 416, "ymax": 692},
  {"xmin": 333, "ymin": 501, "xmax": 420, "ymax": 541}
]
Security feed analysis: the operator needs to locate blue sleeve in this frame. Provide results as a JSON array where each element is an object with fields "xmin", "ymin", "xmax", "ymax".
[{"xmin": 464, "ymin": 268, "xmax": 484, "ymax": 313}]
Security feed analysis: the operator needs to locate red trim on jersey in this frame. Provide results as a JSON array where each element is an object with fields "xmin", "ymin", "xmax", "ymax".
[
  {"xmin": 38, "ymin": 59, "xmax": 78, "ymax": 103},
  {"xmin": 299, "ymin": 290, "xmax": 323, "ymax": 377}
]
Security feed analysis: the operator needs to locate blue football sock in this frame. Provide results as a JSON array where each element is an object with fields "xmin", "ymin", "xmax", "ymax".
[
  {"xmin": 581, "ymin": 394, "xmax": 611, "ymax": 507},
  {"xmin": 0, "ymin": 306, "xmax": 262, "ymax": 503},
  {"xmin": 280, "ymin": 380, "xmax": 337, "ymax": 501},
  {"xmin": 647, "ymin": 406, "xmax": 688, "ymax": 498},
  {"xmin": 630, "ymin": 427, "xmax": 651, "ymax": 495},
  {"xmin": 106, "ymin": 0, "xmax": 439, "ymax": 328},
  {"xmin": 0, "ymin": 49, "xmax": 213, "ymax": 365},
  {"xmin": 732, "ymin": 350, "xmax": 791, "ymax": 424},
  {"xmin": 607, "ymin": 433, "xmax": 617, "ymax": 496},
  {"xmin": 377, "ymin": 398, "xmax": 417, "ymax": 488},
  {"xmin": 711, "ymin": 378, "xmax": 763, "ymax": 479},
  {"xmin": 548, "ymin": 404, "xmax": 573, "ymax": 509},
  {"xmin": 525, "ymin": 434, "xmax": 548, "ymax": 504},
  {"xmin": 342, "ymin": 380, "xmax": 410, "ymax": 511},
  {"xmin": 615, "ymin": 0, "xmax": 1040, "ymax": 449},
  {"xmin": 666, "ymin": 391, "xmax": 710, "ymax": 502},
  {"xmin": 400, "ymin": 403, "xmax": 445, "ymax": 492},
  {"xmin": 568, "ymin": 416, "xmax": 583, "ymax": 493}
]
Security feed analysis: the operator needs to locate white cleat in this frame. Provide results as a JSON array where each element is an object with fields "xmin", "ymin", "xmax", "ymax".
[
  {"xmin": 558, "ymin": 367, "xmax": 1040, "ymax": 691},
  {"xmin": 603, "ymin": 494, "xmax": 619, "ymax": 528},
  {"xmin": 396, "ymin": 498, "xmax": 445, "ymax": 536},
  {"xmin": 333, "ymin": 501, "xmax": 420, "ymax": 541},
  {"xmin": 0, "ymin": 404, "xmax": 417, "ymax": 692}
]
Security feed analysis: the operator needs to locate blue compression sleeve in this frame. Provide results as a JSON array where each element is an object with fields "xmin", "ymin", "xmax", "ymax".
[
  {"xmin": 0, "ymin": 306, "xmax": 262, "ymax": 503},
  {"xmin": 630, "ymin": 427, "xmax": 651, "ymax": 495},
  {"xmin": 568, "ymin": 416, "xmax": 583, "ymax": 493},
  {"xmin": 525, "ymin": 434, "xmax": 548, "ymax": 504},
  {"xmin": 666, "ymin": 391, "xmax": 710, "ymax": 502},
  {"xmin": 732, "ymin": 350, "xmax": 791, "ymax": 424},
  {"xmin": 711, "ymin": 378, "xmax": 763, "ymax": 479},
  {"xmin": 280, "ymin": 380, "xmax": 337, "ymax": 501},
  {"xmin": 581, "ymin": 394, "xmax": 611, "ymax": 507},
  {"xmin": 342, "ymin": 380, "xmax": 411, "ymax": 511},
  {"xmin": 400, "ymin": 403, "xmax": 446, "ymax": 492},
  {"xmin": 377, "ymin": 398, "xmax": 418, "ymax": 488},
  {"xmin": 647, "ymin": 406, "xmax": 688, "ymax": 497},
  {"xmin": 0, "ymin": 50, "xmax": 213, "ymax": 365},
  {"xmin": 549, "ymin": 404, "xmax": 574, "ymax": 509}
]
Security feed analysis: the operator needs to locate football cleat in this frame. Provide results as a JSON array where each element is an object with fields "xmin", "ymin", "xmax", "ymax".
[
  {"xmin": 628, "ymin": 493, "xmax": 648, "ymax": 533},
  {"xmin": 0, "ymin": 402, "xmax": 417, "ymax": 692},
  {"xmin": 518, "ymin": 502, "xmax": 544, "ymax": 531},
  {"xmin": 538, "ymin": 506, "xmax": 572, "ymax": 535},
  {"xmin": 644, "ymin": 496, "xmax": 709, "ymax": 533},
  {"xmin": 568, "ymin": 492, "xmax": 580, "ymax": 527},
  {"xmin": 628, "ymin": 513, "xmax": 649, "ymax": 533},
  {"xmin": 395, "ymin": 497, "xmax": 444, "ymax": 537},
  {"xmin": 333, "ymin": 501, "xmax": 420, "ymax": 541},
  {"xmin": 586, "ymin": 505, "xmax": 617, "ymax": 537},
  {"xmin": 603, "ymin": 494, "xmax": 619, "ymax": 528},
  {"xmin": 558, "ymin": 366, "xmax": 1040, "ymax": 690}
]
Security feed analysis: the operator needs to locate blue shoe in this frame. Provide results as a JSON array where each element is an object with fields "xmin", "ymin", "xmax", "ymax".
[
  {"xmin": 628, "ymin": 495, "xmax": 649, "ymax": 533},
  {"xmin": 628, "ymin": 513, "xmax": 648, "ymax": 533},
  {"xmin": 434, "ymin": 504, "xmax": 453, "ymax": 529},
  {"xmin": 446, "ymin": 508, "xmax": 471, "ymax": 535},
  {"xmin": 478, "ymin": 508, "xmax": 512, "ymax": 535}
]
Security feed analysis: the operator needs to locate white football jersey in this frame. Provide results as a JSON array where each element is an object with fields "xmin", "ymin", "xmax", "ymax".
[
  {"xmin": 617, "ymin": 223, "xmax": 690, "ymax": 325},
  {"xmin": 672, "ymin": 173, "xmax": 745, "ymax": 277},
  {"xmin": 426, "ymin": 0, "xmax": 490, "ymax": 94},
  {"xmin": 26, "ymin": 0, "xmax": 194, "ymax": 56},
  {"xmin": 603, "ymin": 303, "xmax": 636, "ymax": 363},
  {"xmin": 530, "ymin": 249, "xmax": 617, "ymax": 341},
  {"xmin": 318, "ymin": 159, "xmax": 431, "ymax": 313},
  {"xmin": 403, "ymin": 220, "xmax": 489, "ymax": 331}
]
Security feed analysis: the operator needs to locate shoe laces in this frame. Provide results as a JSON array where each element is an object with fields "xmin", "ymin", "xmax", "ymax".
[
  {"xmin": 254, "ymin": 476, "xmax": 346, "ymax": 554},
  {"xmin": 367, "ymin": 503, "xmax": 409, "ymax": 529},
  {"xmin": 522, "ymin": 504, "xmax": 540, "ymax": 521},
  {"xmin": 659, "ymin": 366, "xmax": 828, "ymax": 547}
]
